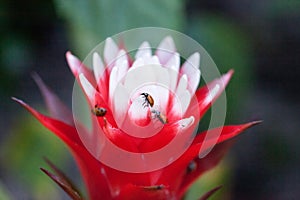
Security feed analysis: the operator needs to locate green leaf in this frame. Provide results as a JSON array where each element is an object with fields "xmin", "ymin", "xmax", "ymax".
[
  {"xmin": 186, "ymin": 13, "xmax": 254, "ymax": 122},
  {"xmin": 185, "ymin": 159, "xmax": 231, "ymax": 200},
  {"xmin": 0, "ymin": 111, "xmax": 71, "ymax": 199},
  {"xmin": 0, "ymin": 181, "xmax": 12, "ymax": 200},
  {"xmin": 53, "ymin": 0, "xmax": 184, "ymax": 56}
]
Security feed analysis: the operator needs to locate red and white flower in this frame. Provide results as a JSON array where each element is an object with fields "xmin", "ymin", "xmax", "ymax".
[{"xmin": 14, "ymin": 36, "xmax": 259, "ymax": 200}]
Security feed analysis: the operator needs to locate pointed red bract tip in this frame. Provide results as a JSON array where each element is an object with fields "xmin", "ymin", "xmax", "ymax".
[
  {"xmin": 219, "ymin": 69, "xmax": 234, "ymax": 88},
  {"xmin": 65, "ymin": 50, "xmax": 97, "ymax": 87},
  {"xmin": 226, "ymin": 69, "xmax": 234, "ymax": 77},
  {"xmin": 198, "ymin": 185, "xmax": 222, "ymax": 200},
  {"xmin": 66, "ymin": 51, "xmax": 80, "ymax": 75},
  {"xmin": 11, "ymin": 96, "xmax": 82, "ymax": 148},
  {"xmin": 40, "ymin": 167, "xmax": 83, "ymax": 200},
  {"xmin": 11, "ymin": 97, "xmax": 26, "ymax": 106},
  {"xmin": 30, "ymin": 72, "xmax": 73, "ymax": 125}
]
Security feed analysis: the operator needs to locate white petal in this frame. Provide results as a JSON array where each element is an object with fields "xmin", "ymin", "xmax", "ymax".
[
  {"xmin": 153, "ymin": 86, "xmax": 169, "ymax": 111},
  {"xmin": 167, "ymin": 68, "xmax": 179, "ymax": 93},
  {"xmin": 165, "ymin": 53, "xmax": 180, "ymax": 92},
  {"xmin": 130, "ymin": 56, "xmax": 160, "ymax": 73},
  {"xmin": 113, "ymin": 50, "xmax": 129, "ymax": 83},
  {"xmin": 109, "ymin": 67, "xmax": 118, "ymax": 103},
  {"xmin": 128, "ymin": 96, "xmax": 149, "ymax": 125},
  {"xmin": 128, "ymin": 85, "xmax": 168, "ymax": 115},
  {"xmin": 156, "ymin": 36, "xmax": 176, "ymax": 64},
  {"xmin": 143, "ymin": 55, "xmax": 160, "ymax": 65},
  {"xmin": 181, "ymin": 52, "xmax": 201, "ymax": 94},
  {"xmin": 104, "ymin": 37, "xmax": 119, "ymax": 65},
  {"xmin": 115, "ymin": 49, "xmax": 128, "ymax": 67},
  {"xmin": 178, "ymin": 116, "xmax": 194, "ymax": 130},
  {"xmin": 117, "ymin": 60, "xmax": 129, "ymax": 82},
  {"xmin": 158, "ymin": 36, "xmax": 176, "ymax": 51},
  {"xmin": 93, "ymin": 52, "xmax": 105, "ymax": 83},
  {"xmin": 135, "ymin": 41, "xmax": 152, "ymax": 59},
  {"xmin": 165, "ymin": 52, "xmax": 180, "ymax": 72},
  {"xmin": 124, "ymin": 65, "xmax": 170, "ymax": 109},
  {"xmin": 124, "ymin": 64, "xmax": 169, "ymax": 93},
  {"xmin": 124, "ymin": 65, "xmax": 155, "ymax": 93},
  {"xmin": 113, "ymin": 84, "xmax": 129, "ymax": 126},
  {"xmin": 66, "ymin": 51, "xmax": 81, "ymax": 75},
  {"xmin": 203, "ymin": 84, "xmax": 220, "ymax": 105},
  {"xmin": 131, "ymin": 57, "xmax": 145, "ymax": 69},
  {"xmin": 175, "ymin": 74, "xmax": 188, "ymax": 97},
  {"xmin": 79, "ymin": 73, "xmax": 96, "ymax": 104},
  {"xmin": 171, "ymin": 89, "xmax": 191, "ymax": 116}
]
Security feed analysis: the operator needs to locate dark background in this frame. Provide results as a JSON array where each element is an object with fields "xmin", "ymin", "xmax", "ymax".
[{"xmin": 0, "ymin": 0, "xmax": 299, "ymax": 199}]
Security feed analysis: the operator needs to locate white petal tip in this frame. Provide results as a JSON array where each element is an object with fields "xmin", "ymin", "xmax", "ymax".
[
  {"xmin": 66, "ymin": 51, "xmax": 81, "ymax": 74},
  {"xmin": 79, "ymin": 73, "xmax": 96, "ymax": 103},
  {"xmin": 181, "ymin": 52, "xmax": 201, "ymax": 94},
  {"xmin": 92, "ymin": 52, "xmax": 101, "ymax": 61},
  {"xmin": 165, "ymin": 52, "xmax": 180, "ymax": 70},
  {"xmin": 93, "ymin": 52, "xmax": 105, "ymax": 81},
  {"xmin": 222, "ymin": 70, "xmax": 234, "ymax": 85},
  {"xmin": 178, "ymin": 116, "xmax": 195, "ymax": 129},
  {"xmin": 192, "ymin": 52, "xmax": 200, "ymax": 64},
  {"xmin": 105, "ymin": 37, "xmax": 114, "ymax": 46},
  {"xmin": 204, "ymin": 84, "xmax": 220, "ymax": 105},
  {"xmin": 159, "ymin": 36, "xmax": 175, "ymax": 49},
  {"xmin": 135, "ymin": 41, "xmax": 152, "ymax": 59},
  {"xmin": 104, "ymin": 37, "xmax": 119, "ymax": 65},
  {"xmin": 186, "ymin": 52, "xmax": 200, "ymax": 69},
  {"xmin": 66, "ymin": 51, "xmax": 77, "ymax": 62}
]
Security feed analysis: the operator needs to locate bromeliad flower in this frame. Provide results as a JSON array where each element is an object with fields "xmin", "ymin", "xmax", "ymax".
[{"xmin": 13, "ymin": 33, "xmax": 259, "ymax": 200}]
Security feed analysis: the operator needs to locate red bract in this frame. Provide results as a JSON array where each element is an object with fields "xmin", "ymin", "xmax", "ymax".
[{"xmin": 14, "ymin": 36, "xmax": 259, "ymax": 200}]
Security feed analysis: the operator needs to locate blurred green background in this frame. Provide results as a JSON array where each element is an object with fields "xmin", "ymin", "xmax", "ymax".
[{"xmin": 1, "ymin": 0, "xmax": 300, "ymax": 199}]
